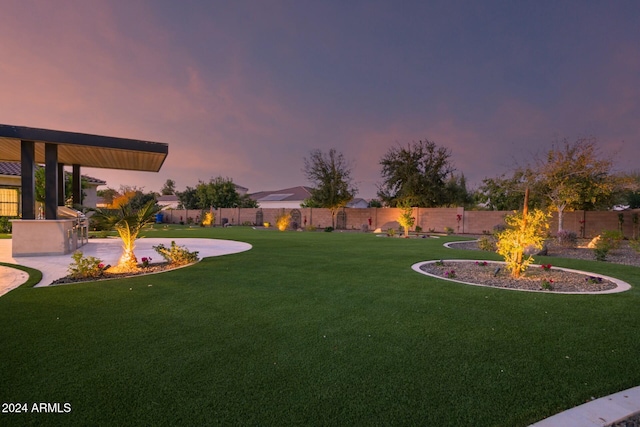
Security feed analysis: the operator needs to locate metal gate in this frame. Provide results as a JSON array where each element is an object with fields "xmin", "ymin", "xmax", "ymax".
[
  {"xmin": 336, "ymin": 210, "xmax": 346, "ymax": 229},
  {"xmin": 290, "ymin": 209, "xmax": 301, "ymax": 229}
]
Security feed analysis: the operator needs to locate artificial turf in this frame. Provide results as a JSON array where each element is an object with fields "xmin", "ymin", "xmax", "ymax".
[{"xmin": 1, "ymin": 227, "xmax": 639, "ymax": 426}]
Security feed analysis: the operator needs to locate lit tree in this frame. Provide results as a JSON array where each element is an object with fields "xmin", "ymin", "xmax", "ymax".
[
  {"xmin": 378, "ymin": 139, "xmax": 455, "ymax": 207},
  {"xmin": 303, "ymin": 148, "xmax": 357, "ymax": 228},
  {"xmin": 397, "ymin": 198, "xmax": 415, "ymax": 237},
  {"xmin": 496, "ymin": 189, "xmax": 550, "ymax": 278},
  {"xmin": 92, "ymin": 200, "xmax": 159, "ymax": 271}
]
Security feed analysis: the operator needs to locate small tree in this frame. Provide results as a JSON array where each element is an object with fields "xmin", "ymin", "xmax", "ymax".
[
  {"xmin": 275, "ymin": 212, "xmax": 291, "ymax": 231},
  {"xmin": 496, "ymin": 190, "xmax": 549, "ymax": 278},
  {"xmin": 303, "ymin": 148, "xmax": 357, "ymax": 228},
  {"xmin": 397, "ymin": 199, "xmax": 415, "ymax": 237},
  {"xmin": 92, "ymin": 200, "xmax": 159, "ymax": 271}
]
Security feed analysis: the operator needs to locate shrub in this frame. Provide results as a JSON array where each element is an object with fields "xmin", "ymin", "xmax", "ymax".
[
  {"xmin": 496, "ymin": 209, "xmax": 550, "ymax": 278},
  {"xmin": 630, "ymin": 238, "xmax": 640, "ymax": 254},
  {"xmin": 478, "ymin": 236, "xmax": 496, "ymax": 252},
  {"xmin": 68, "ymin": 251, "xmax": 105, "ymax": 279},
  {"xmin": 153, "ymin": 241, "xmax": 199, "ymax": 266},
  {"xmin": 556, "ymin": 230, "xmax": 577, "ymax": 248},
  {"xmin": 275, "ymin": 213, "xmax": 291, "ymax": 231},
  {"xmin": 593, "ymin": 241, "xmax": 610, "ymax": 261},
  {"xmin": 386, "ymin": 228, "xmax": 395, "ymax": 237},
  {"xmin": 304, "ymin": 225, "xmax": 317, "ymax": 232},
  {"xmin": 600, "ymin": 229, "xmax": 623, "ymax": 250},
  {"xmin": 201, "ymin": 211, "xmax": 214, "ymax": 227},
  {"xmin": 492, "ymin": 224, "xmax": 506, "ymax": 235},
  {"xmin": 444, "ymin": 226, "xmax": 454, "ymax": 235},
  {"xmin": 415, "ymin": 225, "xmax": 422, "ymax": 233},
  {"xmin": 0, "ymin": 216, "xmax": 14, "ymax": 233},
  {"xmin": 324, "ymin": 226, "xmax": 334, "ymax": 232},
  {"xmin": 541, "ymin": 279, "xmax": 553, "ymax": 290}
]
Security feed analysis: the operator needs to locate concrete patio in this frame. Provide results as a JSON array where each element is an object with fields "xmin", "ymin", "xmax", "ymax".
[{"xmin": 0, "ymin": 237, "xmax": 251, "ymax": 296}]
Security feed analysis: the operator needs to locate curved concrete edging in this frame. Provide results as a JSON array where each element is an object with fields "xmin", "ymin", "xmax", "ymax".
[
  {"xmin": 443, "ymin": 239, "xmax": 479, "ymax": 248},
  {"xmin": 0, "ymin": 238, "xmax": 252, "ymax": 294},
  {"xmin": 411, "ymin": 260, "xmax": 631, "ymax": 294}
]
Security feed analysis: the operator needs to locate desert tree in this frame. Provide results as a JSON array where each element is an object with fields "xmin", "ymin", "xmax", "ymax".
[
  {"xmin": 535, "ymin": 137, "xmax": 615, "ymax": 232},
  {"xmin": 303, "ymin": 148, "xmax": 357, "ymax": 228},
  {"xmin": 378, "ymin": 139, "xmax": 455, "ymax": 207}
]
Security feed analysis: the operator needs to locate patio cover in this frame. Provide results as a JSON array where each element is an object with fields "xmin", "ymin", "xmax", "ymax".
[{"xmin": 0, "ymin": 124, "xmax": 168, "ymax": 171}]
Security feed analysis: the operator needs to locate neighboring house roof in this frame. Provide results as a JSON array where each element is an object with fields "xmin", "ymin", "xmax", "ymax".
[
  {"xmin": 157, "ymin": 194, "xmax": 179, "ymax": 203},
  {"xmin": 0, "ymin": 162, "xmax": 21, "ymax": 176},
  {"xmin": 0, "ymin": 161, "xmax": 106, "ymax": 185},
  {"xmin": 235, "ymin": 184, "xmax": 249, "ymax": 194},
  {"xmin": 249, "ymin": 186, "xmax": 313, "ymax": 203},
  {"xmin": 346, "ymin": 198, "xmax": 369, "ymax": 208}
]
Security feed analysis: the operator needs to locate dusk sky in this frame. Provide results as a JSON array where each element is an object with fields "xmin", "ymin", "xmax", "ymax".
[{"xmin": 1, "ymin": 1, "xmax": 638, "ymax": 199}]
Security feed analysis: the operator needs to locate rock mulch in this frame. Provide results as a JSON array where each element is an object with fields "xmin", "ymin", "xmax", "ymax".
[
  {"xmin": 50, "ymin": 263, "xmax": 174, "ymax": 285},
  {"xmin": 429, "ymin": 237, "xmax": 640, "ymax": 293},
  {"xmin": 420, "ymin": 260, "xmax": 617, "ymax": 293}
]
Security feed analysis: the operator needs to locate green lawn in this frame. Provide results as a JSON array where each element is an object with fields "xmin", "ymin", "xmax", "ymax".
[{"xmin": 1, "ymin": 228, "xmax": 639, "ymax": 426}]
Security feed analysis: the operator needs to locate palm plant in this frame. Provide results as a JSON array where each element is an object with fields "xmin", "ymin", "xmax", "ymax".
[{"xmin": 92, "ymin": 200, "xmax": 159, "ymax": 271}]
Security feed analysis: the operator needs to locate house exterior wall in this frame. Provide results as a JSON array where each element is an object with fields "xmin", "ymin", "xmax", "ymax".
[
  {"xmin": 0, "ymin": 176, "xmax": 19, "ymax": 186},
  {"xmin": 0, "ymin": 174, "xmax": 101, "ymax": 210}
]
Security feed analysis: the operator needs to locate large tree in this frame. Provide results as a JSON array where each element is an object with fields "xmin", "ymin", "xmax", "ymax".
[
  {"xmin": 160, "ymin": 179, "xmax": 176, "ymax": 195},
  {"xmin": 378, "ymin": 139, "xmax": 455, "ymax": 207},
  {"xmin": 535, "ymin": 137, "xmax": 615, "ymax": 232},
  {"xmin": 444, "ymin": 173, "xmax": 474, "ymax": 208},
  {"xmin": 303, "ymin": 148, "xmax": 357, "ymax": 227},
  {"xmin": 194, "ymin": 176, "xmax": 258, "ymax": 209},
  {"xmin": 475, "ymin": 168, "xmax": 540, "ymax": 211},
  {"xmin": 176, "ymin": 186, "xmax": 199, "ymax": 209}
]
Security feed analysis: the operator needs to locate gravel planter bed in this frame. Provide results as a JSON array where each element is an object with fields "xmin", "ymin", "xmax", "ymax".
[
  {"xmin": 419, "ymin": 260, "xmax": 618, "ymax": 293},
  {"xmin": 50, "ymin": 262, "xmax": 176, "ymax": 285}
]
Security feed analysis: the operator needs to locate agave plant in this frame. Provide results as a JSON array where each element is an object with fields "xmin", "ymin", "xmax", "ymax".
[{"xmin": 92, "ymin": 200, "xmax": 160, "ymax": 271}]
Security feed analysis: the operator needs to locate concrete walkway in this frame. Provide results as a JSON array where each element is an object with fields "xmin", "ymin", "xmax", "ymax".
[
  {"xmin": 530, "ymin": 386, "xmax": 640, "ymax": 426},
  {"xmin": 0, "ymin": 237, "xmax": 251, "ymax": 296}
]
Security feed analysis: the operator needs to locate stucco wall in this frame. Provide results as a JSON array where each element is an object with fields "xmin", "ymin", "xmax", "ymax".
[{"xmin": 156, "ymin": 207, "xmax": 640, "ymax": 238}]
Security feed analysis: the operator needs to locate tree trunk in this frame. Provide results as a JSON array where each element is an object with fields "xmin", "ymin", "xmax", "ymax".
[
  {"xmin": 557, "ymin": 205, "xmax": 565, "ymax": 233},
  {"xmin": 514, "ymin": 187, "xmax": 530, "ymax": 279}
]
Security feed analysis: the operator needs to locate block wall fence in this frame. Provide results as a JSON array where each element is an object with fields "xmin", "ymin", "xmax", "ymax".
[{"xmin": 158, "ymin": 207, "xmax": 640, "ymax": 238}]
